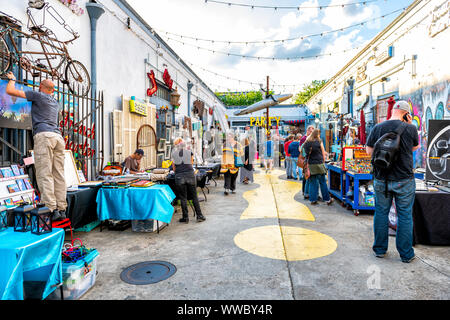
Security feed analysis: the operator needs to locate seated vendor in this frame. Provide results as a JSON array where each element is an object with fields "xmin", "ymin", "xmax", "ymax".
[{"xmin": 123, "ymin": 149, "xmax": 144, "ymax": 174}]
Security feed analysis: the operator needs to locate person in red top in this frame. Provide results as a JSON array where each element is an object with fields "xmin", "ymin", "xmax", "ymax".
[
  {"xmin": 284, "ymin": 135, "xmax": 294, "ymax": 179},
  {"xmin": 300, "ymin": 125, "xmax": 315, "ymax": 146}
]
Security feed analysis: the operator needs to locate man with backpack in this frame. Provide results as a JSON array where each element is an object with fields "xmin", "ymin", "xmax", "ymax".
[{"xmin": 366, "ymin": 101, "xmax": 420, "ymax": 263}]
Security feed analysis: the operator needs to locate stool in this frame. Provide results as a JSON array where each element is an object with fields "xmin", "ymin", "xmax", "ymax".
[{"xmin": 52, "ymin": 218, "xmax": 74, "ymax": 245}]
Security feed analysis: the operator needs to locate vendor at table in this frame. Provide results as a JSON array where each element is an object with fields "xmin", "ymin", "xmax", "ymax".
[{"xmin": 122, "ymin": 149, "xmax": 144, "ymax": 174}]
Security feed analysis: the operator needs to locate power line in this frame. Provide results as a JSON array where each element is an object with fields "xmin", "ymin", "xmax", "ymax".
[{"xmin": 203, "ymin": 0, "xmax": 382, "ymax": 10}]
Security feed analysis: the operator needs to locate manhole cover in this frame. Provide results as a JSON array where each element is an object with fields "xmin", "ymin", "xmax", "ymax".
[{"xmin": 120, "ymin": 261, "xmax": 177, "ymax": 285}]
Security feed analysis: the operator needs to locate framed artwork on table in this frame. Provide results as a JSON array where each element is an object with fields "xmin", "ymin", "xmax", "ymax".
[
  {"xmin": 164, "ymin": 144, "xmax": 172, "ymax": 159},
  {"xmin": 157, "ymin": 138, "xmax": 166, "ymax": 152},
  {"xmin": 165, "ymin": 128, "xmax": 171, "ymax": 141},
  {"xmin": 157, "ymin": 153, "xmax": 164, "ymax": 167}
]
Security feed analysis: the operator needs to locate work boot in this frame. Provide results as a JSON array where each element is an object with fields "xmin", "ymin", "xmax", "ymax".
[
  {"xmin": 52, "ymin": 210, "xmax": 63, "ymax": 221},
  {"xmin": 179, "ymin": 216, "xmax": 189, "ymax": 223},
  {"xmin": 58, "ymin": 210, "xmax": 67, "ymax": 219},
  {"xmin": 196, "ymin": 214, "xmax": 206, "ymax": 222}
]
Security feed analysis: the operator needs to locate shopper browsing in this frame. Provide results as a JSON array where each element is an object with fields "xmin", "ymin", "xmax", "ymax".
[
  {"xmin": 172, "ymin": 138, "xmax": 206, "ymax": 223},
  {"xmin": 302, "ymin": 129, "xmax": 333, "ymax": 206},
  {"xmin": 366, "ymin": 100, "xmax": 420, "ymax": 263},
  {"xmin": 288, "ymin": 135, "xmax": 301, "ymax": 180},
  {"xmin": 221, "ymin": 132, "xmax": 244, "ymax": 195},
  {"xmin": 5, "ymin": 72, "xmax": 67, "ymax": 221},
  {"xmin": 284, "ymin": 135, "xmax": 294, "ymax": 179}
]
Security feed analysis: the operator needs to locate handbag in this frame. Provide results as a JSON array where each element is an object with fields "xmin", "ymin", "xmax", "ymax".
[
  {"xmin": 303, "ymin": 146, "xmax": 313, "ymax": 180},
  {"xmin": 234, "ymin": 154, "xmax": 244, "ymax": 167},
  {"xmin": 234, "ymin": 144, "xmax": 244, "ymax": 168}
]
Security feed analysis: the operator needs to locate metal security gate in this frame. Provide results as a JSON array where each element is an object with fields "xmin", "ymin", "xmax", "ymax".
[{"xmin": 0, "ymin": 71, "xmax": 104, "ymax": 181}]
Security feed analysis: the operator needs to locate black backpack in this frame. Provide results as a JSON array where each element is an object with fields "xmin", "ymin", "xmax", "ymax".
[
  {"xmin": 372, "ymin": 122, "xmax": 407, "ymax": 195},
  {"xmin": 372, "ymin": 122, "xmax": 407, "ymax": 170}
]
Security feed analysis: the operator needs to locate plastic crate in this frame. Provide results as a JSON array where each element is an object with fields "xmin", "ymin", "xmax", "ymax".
[
  {"xmin": 49, "ymin": 249, "xmax": 99, "ymax": 300},
  {"xmin": 132, "ymin": 219, "xmax": 154, "ymax": 232}
]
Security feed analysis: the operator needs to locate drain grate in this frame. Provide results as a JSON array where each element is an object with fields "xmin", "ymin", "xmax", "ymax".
[{"xmin": 120, "ymin": 261, "xmax": 177, "ymax": 285}]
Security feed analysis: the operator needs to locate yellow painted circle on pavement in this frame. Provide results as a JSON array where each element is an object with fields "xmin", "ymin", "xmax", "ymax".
[{"xmin": 234, "ymin": 225, "xmax": 337, "ymax": 261}]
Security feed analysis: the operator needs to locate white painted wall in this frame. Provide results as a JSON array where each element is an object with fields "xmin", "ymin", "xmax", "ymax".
[
  {"xmin": 2, "ymin": 0, "xmax": 226, "ymax": 164},
  {"xmin": 307, "ymin": 0, "xmax": 450, "ymax": 121}
]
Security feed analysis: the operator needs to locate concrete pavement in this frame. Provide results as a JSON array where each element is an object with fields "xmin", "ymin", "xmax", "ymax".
[{"xmin": 76, "ymin": 168, "xmax": 450, "ymax": 300}]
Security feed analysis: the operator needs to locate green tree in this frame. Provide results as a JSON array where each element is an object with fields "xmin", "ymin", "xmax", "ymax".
[
  {"xmin": 215, "ymin": 90, "xmax": 274, "ymax": 106},
  {"xmin": 293, "ymin": 80, "xmax": 327, "ymax": 105}
]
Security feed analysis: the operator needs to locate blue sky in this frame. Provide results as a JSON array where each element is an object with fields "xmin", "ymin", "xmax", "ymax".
[{"xmin": 127, "ymin": 0, "xmax": 414, "ymax": 94}]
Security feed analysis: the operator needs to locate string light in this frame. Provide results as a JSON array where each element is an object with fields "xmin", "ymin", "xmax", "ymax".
[
  {"xmin": 155, "ymin": 7, "xmax": 406, "ymax": 46},
  {"xmin": 165, "ymin": 36, "xmax": 361, "ymax": 60},
  {"xmin": 203, "ymin": 0, "xmax": 381, "ymax": 10}
]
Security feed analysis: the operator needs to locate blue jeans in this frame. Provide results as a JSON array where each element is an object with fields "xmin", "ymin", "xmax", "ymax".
[
  {"xmin": 373, "ymin": 178, "xmax": 415, "ymax": 261},
  {"xmin": 285, "ymin": 156, "xmax": 291, "ymax": 176},
  {"xmin": 290, "ymin": 157, "xmax": 298, "ymax": 179},
  {"xmin": 303, "ymin": 177, "xmax": 310, "ymax": 196},
  {"xmin": 309, "ymin": 174, "xmax": 330, "ymax": 202}
]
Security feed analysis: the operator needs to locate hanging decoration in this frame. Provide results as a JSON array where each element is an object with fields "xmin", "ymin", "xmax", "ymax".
[
  {"xmin": 58, "ymin": 0, "xmax": 85, "ymax": 16},
  {"xmin": 147, "ymin": 70, "xmax": 158, "ymax": 97}
]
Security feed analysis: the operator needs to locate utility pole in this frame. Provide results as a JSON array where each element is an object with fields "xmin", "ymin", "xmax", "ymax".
[{"xmin": 266, "ymin": 75, "xmax": 270, "ymax": 134}]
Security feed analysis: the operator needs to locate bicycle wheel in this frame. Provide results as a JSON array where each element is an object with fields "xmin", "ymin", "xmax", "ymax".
[
  {"xmin": 64, "ymin": 60, "xmax": 90, "ymax": 97},
  {"xmin": 0, "ymin": 37, "xmax": 11, "ymax": 74}
]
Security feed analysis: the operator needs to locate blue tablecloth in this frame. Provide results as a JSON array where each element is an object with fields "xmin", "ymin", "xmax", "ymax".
[
  {"xmin": 0, "ymin": 228, "xmax": 64, "ymax": 300},
  {"xmin": 96, "ymin": 185, "xmax": 176, "ymax": 224}
]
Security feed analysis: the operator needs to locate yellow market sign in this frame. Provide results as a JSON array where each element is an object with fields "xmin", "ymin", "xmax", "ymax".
[
  {"xmin": 129, "ymin": 98, "xmax": 148, "ymax": 116},
  {"xmin": 250, "ymin": 116, "xmax": 281, "ymax": 128}
]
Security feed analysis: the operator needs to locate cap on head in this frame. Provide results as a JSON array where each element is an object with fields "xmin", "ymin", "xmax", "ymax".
[{"xmin": 393, "ymin": 100, "xmax": 410, "ymax": 113}]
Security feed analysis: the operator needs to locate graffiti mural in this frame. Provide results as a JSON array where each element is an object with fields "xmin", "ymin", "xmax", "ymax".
[{"xmin": 402, "ymin": 80, "xmax": 450, "ymax": 168}]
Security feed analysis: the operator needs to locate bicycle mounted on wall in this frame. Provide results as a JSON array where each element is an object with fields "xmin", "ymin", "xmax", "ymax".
[{"xmin": 0, "ymin": 1, "xmax": 91, "ymax": 97}]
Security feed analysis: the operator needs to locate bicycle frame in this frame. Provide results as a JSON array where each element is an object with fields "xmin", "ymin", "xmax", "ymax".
[{"xmin": 1, "ymin": 23, "xmax": 70, "ymax": 78}]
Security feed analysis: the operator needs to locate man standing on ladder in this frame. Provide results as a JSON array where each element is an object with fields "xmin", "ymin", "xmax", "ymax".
[{"xmin": 5, "ymin": 71, "xmax": 67, "ymax": 221}]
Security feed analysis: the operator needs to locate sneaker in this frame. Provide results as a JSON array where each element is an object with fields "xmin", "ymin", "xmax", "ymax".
[
  {"xmin": 304, "ymin": 195, "xmax": 310, "ymax": 199},
  {"xmin": 327, "ymin": 199, "xmax": 334, "ymax": 206},
  {"xmin": 179, "ymin": 217, "xmax": 189, "ymax": 223},
  {"xmin": 373, "ymin": 252, "xmax": 386, "ymax": 258},
  {"xmin": 310, "ymin": 201, "xmax": 319, "ymax": 205},
  {"xmin": 401, "ymin": 255, "xmax": 416, "ymax": 263},
  {"xmin": 231, "ymin": 190, "xmax": 236, "ymax": 194},
  {"xmin": 197, "ymin": 215, "xmax": 206, "ymax": 222},
  {"xmin": 224, "ymin": 190, "xmax": 229, "ymax": 195}
]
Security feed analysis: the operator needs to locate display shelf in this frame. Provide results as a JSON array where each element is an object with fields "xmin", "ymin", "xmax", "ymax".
[
  {"xmin": 344, "ymin": 171, "xmax": 375, "ymax": 215},
  {"xmin": 0, "ymin": 189, "xmax": 34, "ymax": 201},
  {"xmin": 327, "ymin": 164, "xmax": 346, "ymax": 203},
  {"xmin": 0, "ymin": 175, "xmax": 29, "ymax": 183}
]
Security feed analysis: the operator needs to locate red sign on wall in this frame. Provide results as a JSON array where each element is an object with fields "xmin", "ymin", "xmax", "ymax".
[
  {"xmin": 163, "ymin": 69, "xmax": 173, "ymax": 90},
  {"xmin": 147, "ymin": 70, "xmax": 158, "ymax": 97}
]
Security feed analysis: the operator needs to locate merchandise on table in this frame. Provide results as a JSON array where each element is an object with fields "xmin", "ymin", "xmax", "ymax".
[
  {"xmin": 130, "ymin": 180, "xmax": 155, "ymax": 188},
  {"xmin": 30, "ymin": 205, "xmax": 53, "ymax": 235},
  {"xmin": 13, "ymin": 203, "xmax": 33, "ymax": 232},
  {"xmin": 0, "ymin": 205, "xmax": 7, "ymax": 232},
  {"xmin": 344, "ymin": 159, "xmax": 372, "ymax": 174}
]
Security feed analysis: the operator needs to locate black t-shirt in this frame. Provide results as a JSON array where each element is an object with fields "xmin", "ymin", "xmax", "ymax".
[
  {"xmin": 303, "ymin": 140, "xmax": 323, "ymax": 165},
  {"xmin": 172, "ymin": 148, "xmax": 194, "ymax": 175},
  {"xmin": 367, "ymin": 120, "xmax": 419, "ymax": 181}
]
